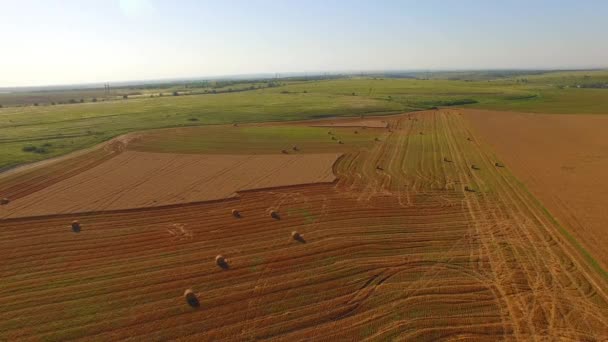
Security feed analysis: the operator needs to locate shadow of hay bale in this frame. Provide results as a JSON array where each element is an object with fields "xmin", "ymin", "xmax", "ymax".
[{"xmin": 270, "ymin": 210, "xmax": 280, "ymax": 220}]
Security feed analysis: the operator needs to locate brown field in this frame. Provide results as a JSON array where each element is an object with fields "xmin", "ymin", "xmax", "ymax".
[
  {"xmin": 0, "ymin": 151, "xmax": 339, "ymax": 218},
  {"xmin": 464, "ymin": 109, "xmax": 608, "ymax": 271},
  {"xmin": 0, "ymin": 111, "xmax": 607, "ymax": 340}
]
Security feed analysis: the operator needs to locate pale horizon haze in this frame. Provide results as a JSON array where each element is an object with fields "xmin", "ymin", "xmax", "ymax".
[{"xmin": 1, "ymin": 0, "xmax": 607, "ymax": 87}]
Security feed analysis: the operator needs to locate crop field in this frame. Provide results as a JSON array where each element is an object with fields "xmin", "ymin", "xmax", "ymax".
[
  {"xmin": 1, "ymin": 110, "xmax": 607, "ymax": 340},
  {"xmin": 2, "ymin": 70, "xmax": 608, "ymax": 170},
  {"xmin": 464, "ymin": 109, "xmax": 608, "ymax": 274},
  {"xmin": 0, "ymin": 151, "xmax": 340, "ymax": 218}
]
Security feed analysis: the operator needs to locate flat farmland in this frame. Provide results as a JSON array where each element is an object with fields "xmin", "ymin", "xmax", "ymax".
[
  {"xmin": 0, "ymin": 111, "xmax": 607, "ymax": 340},
  {"xmin": 0, "ymin": 151, "xmax": 340, "ymax": 218},
  {"xmin": 464, "ymin": 109, "xmax": 608, "ymax": 272}
]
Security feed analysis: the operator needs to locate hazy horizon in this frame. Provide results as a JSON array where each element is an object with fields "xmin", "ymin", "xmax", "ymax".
[{"xmin": 2, "ymin": 0, "xmax": 607, "ymax": 87}]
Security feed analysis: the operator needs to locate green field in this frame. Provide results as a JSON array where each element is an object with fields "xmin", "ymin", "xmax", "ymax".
[
  {"xmin": 128, "ymin": 125, "xmax": 380, "ymax": 154},
  {"xmin": 1, "ymin": 70, "xmax": 607, "ymax": 169}
]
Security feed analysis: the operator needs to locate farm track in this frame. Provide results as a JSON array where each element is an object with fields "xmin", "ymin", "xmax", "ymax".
[{"xmin": 0, "ymin": 111, "xmax": 607, "ymax": 341}]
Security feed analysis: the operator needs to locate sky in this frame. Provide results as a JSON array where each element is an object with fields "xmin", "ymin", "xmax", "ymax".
[{"xmin": 1, "ymin": 0, "xmax": 607, "ymax": 87}]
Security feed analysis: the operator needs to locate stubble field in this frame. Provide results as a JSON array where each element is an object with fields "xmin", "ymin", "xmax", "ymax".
[{"xmin": 0, "ymin": 110, "xmax": 606, "ymax": 340}]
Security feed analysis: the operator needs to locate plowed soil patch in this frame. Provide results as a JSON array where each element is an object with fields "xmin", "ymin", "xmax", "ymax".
[
  {"xmin": 0, "ymin": 151, "xmax": 339, "ymax": 218},
  {"xmin": 464, "ymin": 109, "xmax": 608, "ymax": 270}
]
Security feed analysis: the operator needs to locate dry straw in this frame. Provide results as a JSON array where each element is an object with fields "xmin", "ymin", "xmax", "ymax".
[
  {"xmin": 215, "ymin": 255, "xmax": 229, "ymax": 269},
  {"xmin": 71, "ymin": 220, "xmax": 81, "ymax": 232},
  {"xmin": 184, "ymin": 289, "xmax": 199, "ymax": 307}
]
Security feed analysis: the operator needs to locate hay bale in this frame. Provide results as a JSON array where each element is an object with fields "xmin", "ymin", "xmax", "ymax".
[
  {"xmin": 331, "ymin": 136, "xmax": 336, "ymax": 140},
  {"xmin": 291, "ymin": 231, "xmax": 305, "ymax": 242},
  {"xmin": 376, "ymin": 165, "xmax": 383, "ymax": 171},
  {"xmin": 71, "ymin": 220, "xmax": 81, "ymax": 232},
  {"xmin": 495, "ymin": 162, "xmax": 504, "ymax": 168},
  {"xmin": 292, "ymin": 145, "xmax": 299, "ymax": 151},
  {"xmin": 281, "ymin": 149, "xmax": 289, "ymax": 154},
  {"xmin": 419, "ymin": 132, "xmax": 424, "ymax": 135},
  {"xmin": 467, "ymin": 137, "xmax": 472, "ymax": 141},
  {"xmin": 354, "ymin": 130, "xmax": 358, "ymax": 134},
  {"xmin": 443, "ymin": 157, "xmax": 451, "ymax": 163},
  {"xmin": 464, "ymin": 186, "xmax": 476, "ymax": 193},
  {"xmin": 215, "ymin": 255, "xmax": 229, "ymax": 269},
  {"xmin": 231, "ymin": 209, "xmax": 240, "ymax": 218},
  {"xmin": 270, "ymin": 210, "xmax": 280, "ymax": 219},
  {"xmin": 0, "ymin": 197, "xmax": 9, "ymax": 205},
  {"xmin": 184, "ymin": 289, "xmax": 200, "ymax": 307},
  {"xmin": 374, "ymin": 137, "xmax": 380, "ymax": 142},
  {"xmin": 471, "ymin": 164, "xmax": 480, "ymax": 170},
  {"xmin": 337, "ymin": 140, "xmax": 343, "ymax": 144}
]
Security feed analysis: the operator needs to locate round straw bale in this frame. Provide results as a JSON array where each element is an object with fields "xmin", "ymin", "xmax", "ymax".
[
  {"xmin": 184, "ymin": 289, "xmax": 199, "ymax": 307},
  {"xmin": 71, "ymin": 220, "xmax": 81, "ymax": 232},
  {"xmin": 215, "ymin": 255, "xmax": 228, "ymax": 266}
]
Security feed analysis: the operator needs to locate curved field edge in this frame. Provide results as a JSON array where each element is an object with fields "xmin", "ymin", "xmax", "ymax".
[
  {"xmin": 1, "ymin": 152, "xmax": 342, "ymax": 218},
  {"xmin": 0, "ymin": 110, "xmax": 607, "ymax": 340}
]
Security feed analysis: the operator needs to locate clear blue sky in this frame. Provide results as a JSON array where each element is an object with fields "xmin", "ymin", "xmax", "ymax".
[{"xmin": 1, "ymin": 0, "xmax": 607, "ymax": 87}]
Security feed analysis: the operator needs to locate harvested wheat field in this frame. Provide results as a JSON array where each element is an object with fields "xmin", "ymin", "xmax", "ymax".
[
  {"xmin": 0, "ymin": 151, "xmax": 339, "ymax": 218},
  {"xmin": 1, "ymin": 111, "xmax": 607, "ymax": 340},
  {"xmin": 464, "ymin": 109, "xmax": 608, "ymax": 272}
]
